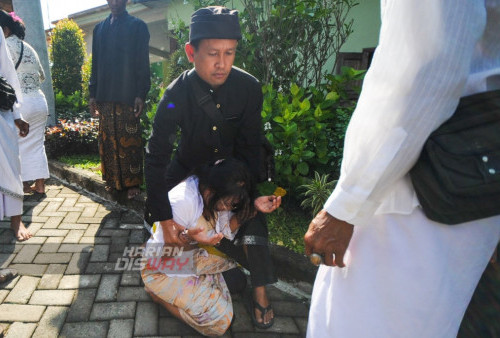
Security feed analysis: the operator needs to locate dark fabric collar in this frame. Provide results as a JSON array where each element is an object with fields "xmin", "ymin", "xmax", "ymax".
[
  {"xmin": 189, "ymin": 67, "xmax": 234, "ymax": 94},
  {"xmin": 107, "ymin": 10, "xmax": 129, "ymax": 24}
]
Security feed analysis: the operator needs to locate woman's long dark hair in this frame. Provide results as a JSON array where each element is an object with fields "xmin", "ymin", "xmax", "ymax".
[
  {"xmin": 194, "ymin": 158, "xmax": 256, "ymax": 224},
  {"xmin": 0, "ymin": 10, "xmax": 26, "ymax": 40}
]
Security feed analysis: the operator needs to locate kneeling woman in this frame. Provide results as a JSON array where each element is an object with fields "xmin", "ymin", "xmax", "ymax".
[{"xmin": 142, "ymin": 158, "xmax": 272, "ymax": 336}]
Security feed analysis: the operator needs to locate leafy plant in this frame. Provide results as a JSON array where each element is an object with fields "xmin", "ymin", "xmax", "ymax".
[
  {"xmin": 261, "ymin": 67, "xmax": 364, "ymax": 193},
  {"xmin": 50, "ymin": 19, "xmax": 86, "ymax": 95},
  {"xmin": 54, "ymin": 90, "xmax": 89, "ymax": 121},
  {"xmin": 299, "ymin": 171, "xmax": 337, "ymax": 216},
  {"xmin": 45, "ymin": 119, "xmax": 99, "ymax": 159},
  {"xmin": 237, "ymin": 0, "xmax": 357, "ymax": 88}
]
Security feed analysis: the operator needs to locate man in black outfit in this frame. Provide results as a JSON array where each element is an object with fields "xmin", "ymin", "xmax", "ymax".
[{"xmin": 145, "ymin": 6, "xmax": 279, "ymax": 329}]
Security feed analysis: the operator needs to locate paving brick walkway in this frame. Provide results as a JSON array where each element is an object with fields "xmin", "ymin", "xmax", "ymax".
[{"xmin": 0, "ymin": 179, "xmax": 310, "ymax": 337}]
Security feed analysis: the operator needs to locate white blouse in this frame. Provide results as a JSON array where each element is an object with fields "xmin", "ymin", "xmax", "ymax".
[
  {"xmin": 148, "ymin": 176, "xmax": 237, "ymax": 247},
  {"xmin": 325, "ymin": 0, "xmax": 500, "ymax": 226},
  {"xmin": 6, "ymin": 35, "xmax": 45, "ymax": 96}
]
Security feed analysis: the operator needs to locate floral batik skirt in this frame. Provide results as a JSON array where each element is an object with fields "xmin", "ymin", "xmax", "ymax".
[{"xmin": 141, "ymin": 247, "xmax": 237, "ymax": 336}]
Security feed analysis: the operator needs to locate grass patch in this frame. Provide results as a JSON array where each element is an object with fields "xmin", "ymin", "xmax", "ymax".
[
  {"xmin": 58, "ymin": 154, "xmax": 102, "ymax": 176},
  {"xmin": 267, "ymin": 204, "xmax": 310, "ymax": 254}
]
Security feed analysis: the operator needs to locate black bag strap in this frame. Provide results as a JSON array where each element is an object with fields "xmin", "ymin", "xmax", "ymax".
[
  {"xmin": 187, "ymin": 70, "xmax": 236, "ymax": 142},
  {"xmin": 15, "ymin": 41, "xmax": 24, "ymax": 70}
]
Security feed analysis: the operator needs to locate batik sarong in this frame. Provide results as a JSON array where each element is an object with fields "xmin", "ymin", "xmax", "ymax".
[{"xmin": 97, "ymin": 102, "xmax": 143, "ymax": 190}]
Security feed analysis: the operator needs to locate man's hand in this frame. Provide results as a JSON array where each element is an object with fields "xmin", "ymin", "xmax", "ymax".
[
  {"xmin": 254, "ymin": 195, "xmax": 281, "ymax": 213},
  {"xmin": 159, "ymin": 219, "xmax": 222, "ymax": 246},
  {"xmin": 304, "ymin": 209, "xmax": 354, "ymax": 267},
  {"xmin": 14, "ymin": 118, "xmax": 29, "ymax": 137},
  {"xmin": 89, "ymin": 98, "xmax": 98, "ymax": 117},
  {"xmin": 133, "ymin": 97, "xmax": 144, "ymax": 118},
  {"xmin": 159, "ymin": 219, "xmax": 187, "ymax": 246}
]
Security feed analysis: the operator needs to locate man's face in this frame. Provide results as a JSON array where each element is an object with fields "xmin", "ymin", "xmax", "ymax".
[
  {"xmin": 107, "ymin": 0, "xmax": 127, "ymax": 16},
  {"xmin": 185, "ymin": 39, "xmax": 238, "ymax": 89}
]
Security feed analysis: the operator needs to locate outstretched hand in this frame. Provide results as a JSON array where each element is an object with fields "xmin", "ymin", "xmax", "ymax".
[
  {"xmin": 188, "ymin": 227, "xmax": 224, "ymax": 246},
  {"xmin": 304, "ymin": 210, "xmax": 354, "ymax": 267},
  {"xmin": 254, "ymin": 195, "xmax": 281, "ymax": 213}
]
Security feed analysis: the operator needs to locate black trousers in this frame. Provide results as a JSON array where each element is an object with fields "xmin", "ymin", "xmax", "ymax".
[{"xmin": 217, "ymin": 212, "xmax": 277, "ymax": 287}]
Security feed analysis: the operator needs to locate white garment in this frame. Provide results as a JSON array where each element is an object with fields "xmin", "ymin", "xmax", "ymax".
[
  {"xmin": 308, "ymin": 210, "xmax": 500, "ymax": 338},
  {"xmin": 310, "ymin": 0, "xmax": 500, "ymax": 337},
  {"xmin": 6, "ymin": 35, "xmax": 49, "ymax": 181},
  {"xmin": 325, "ymin": 0, "xmax": 500, "ymax": 225},
  {"xmin": 0, "ymin": 33, "xmax": 23, "ymax": 218},
  {"xmin": 146, "ymin": 176, "xmax": 237, "ymax": 274}
]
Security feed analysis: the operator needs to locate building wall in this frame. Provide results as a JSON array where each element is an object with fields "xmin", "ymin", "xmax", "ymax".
[{"xmin": 341, "ymin": 0, "xmax": 381, "ymax": 53}]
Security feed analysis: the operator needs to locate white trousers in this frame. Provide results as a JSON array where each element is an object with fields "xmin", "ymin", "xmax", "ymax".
[{"xmin": 307, "ymin": 208, "xmax": 500, "ymax": 338}]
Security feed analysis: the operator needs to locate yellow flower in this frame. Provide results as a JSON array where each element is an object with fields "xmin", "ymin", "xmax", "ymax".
[{"xmin": 273, "ymin": 187, "xmax": 287, "ymax": 197}]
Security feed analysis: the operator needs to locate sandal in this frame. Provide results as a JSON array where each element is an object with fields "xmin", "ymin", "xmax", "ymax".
[
  {"xmin": 0, "ymin": 268, "xmax": 18, "ymax": 284},
  {"xmin": 247, "ymin": 293, "xmax": 275, "ymax": 329}
]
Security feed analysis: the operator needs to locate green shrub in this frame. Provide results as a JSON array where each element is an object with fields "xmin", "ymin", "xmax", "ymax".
[
  {"xmin": 54, "ymin": 90, "xmax": 89, "ymax": 121},
  {"xmin": 50, "ymin": 19, "xmax": 86, "ymax": 96},
  {"xmin": 142, "ymin": 74, "xmax": 167, "ymax": 142},
  {"xmin": 45, "ymin": 119, "xmax": 98, "ymax": 159},
  {"xmin": 261, "ymin": 68, "xmax": 363, "ymax": 194}
]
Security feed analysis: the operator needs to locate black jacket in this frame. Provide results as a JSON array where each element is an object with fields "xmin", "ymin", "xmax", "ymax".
[
  {"xmin": 89, "ymin": 11, "xmax": 150, "ymax": 106},
  {"xmin": 145, "ymin": 67, "xmax": 263, "ymax": 222}
]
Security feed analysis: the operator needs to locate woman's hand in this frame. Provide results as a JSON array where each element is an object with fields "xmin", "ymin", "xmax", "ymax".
[
  {"xmin": 188, "ymin": 226, "xmax": 224, "ymax": 246},
  {"xmin": 14, "ymin": 118, "xmax": 29, "ymax": 137},
  {"xmin": 254, "ymin": 195, "xmax": 281, "ymax": 213}
]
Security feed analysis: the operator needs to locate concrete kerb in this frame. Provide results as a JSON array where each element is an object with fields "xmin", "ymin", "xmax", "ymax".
[{"xmin": 48, "ymin": 160, "xmax": 319, "ymax": 286}]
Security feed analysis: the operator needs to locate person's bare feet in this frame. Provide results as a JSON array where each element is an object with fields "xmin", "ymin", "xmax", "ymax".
[
  {"xmin": 31, "ymin": 178, "xmax": 45, "ymax": 194},
  {"xmin": 10, "ymin": 215, "xmax": 32, "ymax": 241},
  {"xmin": 253, "ymin": 286, "xmax": 274, "ymax": 326}
]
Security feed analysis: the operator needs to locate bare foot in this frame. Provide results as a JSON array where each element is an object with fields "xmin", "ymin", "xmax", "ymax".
[
  {"xmin": 127, "ymin": 186, "xmax": 141, "ymax": 199},
  {"xmin": 10, "ymin": 215, "xmax": 32, "ymax": 241},
  {"xmin": 32, "ymin": 178, "xmax": 45, "ymax": 194},
  {"xmin": 253, "ymin": 286, "xmax": 274, "ymax": 326}
]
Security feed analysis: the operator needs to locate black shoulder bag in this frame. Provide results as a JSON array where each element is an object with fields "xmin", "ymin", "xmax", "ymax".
[
  {"xmin": 409, "ymin": 90, "xmax": 500, "ymax": 224},
  {"xmin": 188, "ymin": 71, "xmax": 275, "ymax": 182},
  {"xmin": 0, "ymin": 76, "xmax": 17, "ymax": 111}
]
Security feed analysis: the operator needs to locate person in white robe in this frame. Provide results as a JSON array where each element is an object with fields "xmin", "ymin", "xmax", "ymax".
[
  {"xmin": 1, "ymin": 10, "xmax": 49, "ymax": 194},
  {"xmin": 304, "ymin": 1, "xmax": 500, "ymax": 337},
  {"xmin": 0, "ymin": 26, "xmax": 31, "ymax": 241}
]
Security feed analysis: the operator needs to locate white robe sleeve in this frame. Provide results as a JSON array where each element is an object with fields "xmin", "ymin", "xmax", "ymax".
[{"xmin": 325, "ymin": 0, "xmax": 488, "ymax": 225}]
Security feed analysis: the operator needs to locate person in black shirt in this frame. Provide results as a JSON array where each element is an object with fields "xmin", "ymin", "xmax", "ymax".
[
  {"xmin": 89, "ymin": 0, "xmax": 150, "ymax": 200},
  {"xmin": 145, "ymin": 6, "xmax": 280, "ymax": 329}
]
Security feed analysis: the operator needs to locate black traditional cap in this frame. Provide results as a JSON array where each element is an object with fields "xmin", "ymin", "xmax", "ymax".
[{"xmin": 189, "ymin": 6, "xmax": 242, "ymax": 43}]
